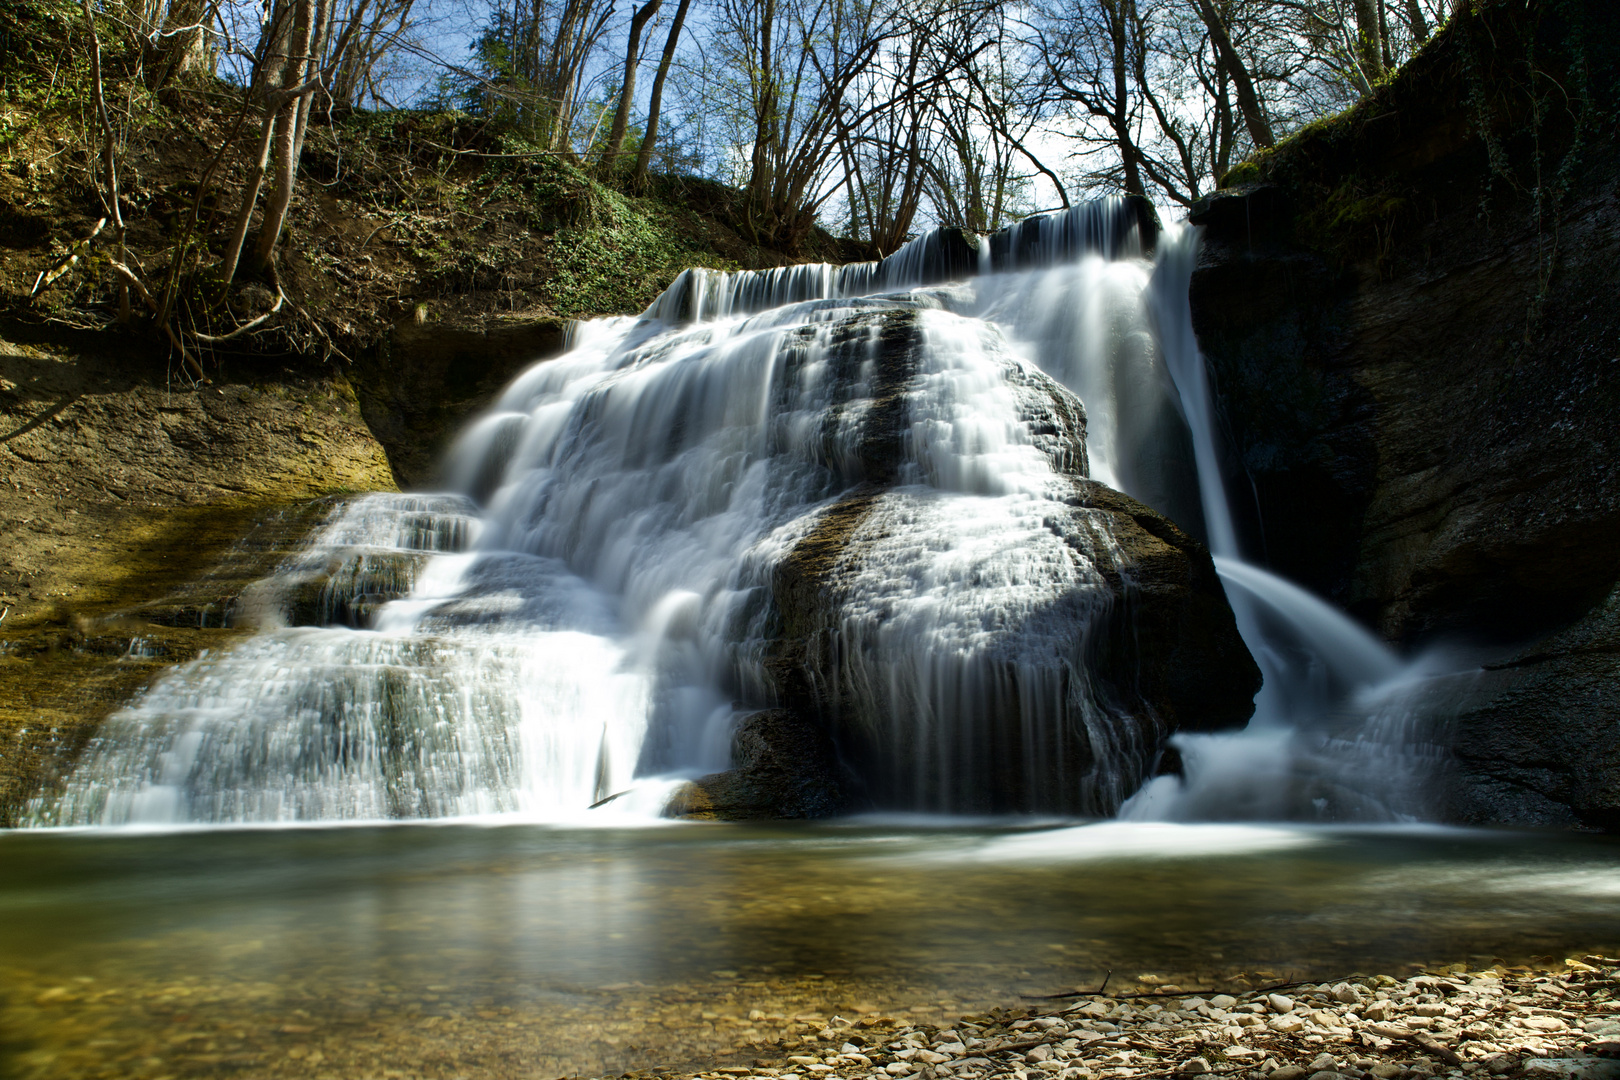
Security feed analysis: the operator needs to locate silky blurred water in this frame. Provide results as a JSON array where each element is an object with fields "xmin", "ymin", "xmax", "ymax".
[{"xmin": 2, "ymin": 822, "xmax": 1617, "ymax": 1079}]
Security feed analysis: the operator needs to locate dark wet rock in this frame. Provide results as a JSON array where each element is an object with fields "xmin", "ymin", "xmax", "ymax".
[
  {"xmin": 758, "ymin": 306, "xmax": 1257, "ymax": 816},
  {"xmin": 1441, "ymin": 581, "xmax": 1620, "ymax": 831},
  {"xmin": 666, "ymin": 710, "xmax": 849, "ymax": 820},
  {"xmin": 1187, "ymin": 3, "xmax": 1620, "ymax": 827},
  {"xmin": 1069, "ymin": 480, "xmax": 1263, "ymax": 738},
  {"xmin": 277, "ymin": 549, "xmax": 429, "ymax": 629},
  {"xmin": 352, "ymin": 314, "xmax": 569, "ymax": 489}
]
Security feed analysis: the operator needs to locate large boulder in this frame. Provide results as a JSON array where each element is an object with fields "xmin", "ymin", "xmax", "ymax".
[
  {"xmin": 674, "ymin": 299, "xmax": 1258, "ymax": 818},
  {"xmin": 665, "ymin": 710, "xmax": 848, "ymax": 820}
]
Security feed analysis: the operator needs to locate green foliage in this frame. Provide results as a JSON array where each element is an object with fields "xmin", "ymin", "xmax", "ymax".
[
  {"xmin": 1218, "ymin": 162, "xmax": 1261, "ymax": 187},
  {"xmin": 302, "ymin": 108, "xmax": 741, "ymax": 317},
  {"xmin": 0, "ymin": 0, "xmax": 87, "ymax": 151},
  {"xmin": 543, "ymin": 185, "xmax": 738, "ymax": 316}
]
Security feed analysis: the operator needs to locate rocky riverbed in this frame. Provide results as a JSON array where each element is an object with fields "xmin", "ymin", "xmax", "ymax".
[{"xmin": 654, "ymin": 962, "xmax": 1620, "ymax": 1080}]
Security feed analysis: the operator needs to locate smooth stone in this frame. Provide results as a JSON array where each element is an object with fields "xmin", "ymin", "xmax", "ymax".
[
  {"xmin": 1270, "ymin": 996, "xmax": 1297, "ymax": 1014},
  {"xmin": 1523, "ymin": 1017, "xmax": 1569, "ymax": 1032}
]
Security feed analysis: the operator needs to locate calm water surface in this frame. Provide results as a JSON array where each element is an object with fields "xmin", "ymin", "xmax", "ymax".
[{"xmin": 2, "ymin": 821, "xmax": 1617, "ymax": 1080}]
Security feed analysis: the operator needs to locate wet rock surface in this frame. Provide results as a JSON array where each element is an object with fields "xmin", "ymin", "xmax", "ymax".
[
  {"xmin": 756, "ymin": 306, "xmax": 1257, "ymax": 816},
  {"xmin": 1187, "ymin": 54, "xmax": 1620, "ymax": 826},
  {"xmin": 351, "ymin": 314, "xmax": 570, "ymax": 488},
  {"xmin": 668, "ymin": 710, "xmax": 849, "ymax": 820}
]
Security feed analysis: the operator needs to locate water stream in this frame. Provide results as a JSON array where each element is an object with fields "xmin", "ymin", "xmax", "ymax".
[
  {"xmin": 2, "ymin": 823, "xmax": 1618, "ymax": 1080},
  {"xmin": 4, "ymin": 200, "xmax": 1614, "ymax": 1080},
  {"xmin": 24, "ymin": 199, "xmax": 1463, "ymax": 826}
]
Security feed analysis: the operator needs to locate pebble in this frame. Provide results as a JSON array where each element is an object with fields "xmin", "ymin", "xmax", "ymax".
[{"xmin": 658, "ymin": 958, "xmax": 1620, "ymax": 1080}]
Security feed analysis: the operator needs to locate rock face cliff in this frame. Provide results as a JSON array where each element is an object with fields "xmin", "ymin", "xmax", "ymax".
[
  {"xmin": 1188, "ymin": 0, "xmax": 1620, "ymax": 828},
  {"xmin": 0, "ymin": 329, "xmax": 398, "ymax": 824}
]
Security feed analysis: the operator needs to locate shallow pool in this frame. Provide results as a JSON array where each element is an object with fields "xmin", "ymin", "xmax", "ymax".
[{"xmin": 2, "ymin": 820, "xmax": 1616, "ymax": 1079}]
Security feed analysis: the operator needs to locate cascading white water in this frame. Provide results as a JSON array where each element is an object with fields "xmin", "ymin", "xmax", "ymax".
[
  {"xmin": 1118, "ymin": 222, "xmax": 1466, "ymax": 822},
  {"xmin": 29, "ymin": 198, "xmax": 1449, "ymax": 827}
]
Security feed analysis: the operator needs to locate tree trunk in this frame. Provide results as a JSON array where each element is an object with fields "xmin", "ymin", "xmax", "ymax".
[
  {"xmin": 250, "ymin": 0, "xmax": 317, "ymax": 275},
  {"xmin": 632, "ymin": 0, "xmax": 692, "ymax": 184},
  {"xmin": 546, "ymin": 0, "xmax": 586, "ymax": 151},
  {"xmin": 601, "ymin": 0, "xmax": 663, "ymax": 172},
  {"xmin": 745, "ymin": 0, "xmax": 778, "ymax": 242},
  {"xmin": 81, "ymin": 0, "xmax": 129, "ymax": 322},
  {"xmin": 1378, "ymin": 0, "xmax": 1393, "ymax": 73},
  {"xmin": 219, "ymin": 1, "xmax": 296, "ymax": 292},
  {"xmin": 1191, "ymin": 0, "xmax": 1274, "ymax": 148},
  {"xmin": 146, "ymin": 0, "xmax": 214, "ymax": 91},
  {"xmin": 1404, "ymin": 0, "xmax": 1430, "ymax": 43},
  {"xmin": 1111, "ymin": 0, "xmax": 1145, "ymax": 197},
  {"xmin": 1353, "ymin": 0, "xmax": 1386, "ymax": 82}
]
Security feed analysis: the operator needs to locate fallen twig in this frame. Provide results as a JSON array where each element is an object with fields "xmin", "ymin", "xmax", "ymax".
[
  {"xmin": 192, "ymin": 288, "xmax": 285, "ymax": 342},
  {"xmin": 31, "ymin": 218, "xmax": 107, "ymax": 296},
  {"xmin": 1364, "ymin": 1024, "xmax": 1463, "ymax": 1065},
  {"xmin": 106, "ymin": 260, "xmax": 157, "ymax": 310},
  {"xmin": 415, "ymin": 138, "xmax": 572, "ymax": 160}
]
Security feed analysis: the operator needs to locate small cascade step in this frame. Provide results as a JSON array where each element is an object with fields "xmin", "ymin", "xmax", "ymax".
[{"xmin": 277, "ymin": 549, "xmax": 432, "ymax": 629}]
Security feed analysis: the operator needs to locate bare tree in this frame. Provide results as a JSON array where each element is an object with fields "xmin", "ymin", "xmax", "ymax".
[
  {"xmin": 934, "ymin": 5, "xmax": 1065, "ymax": 223},
  {"xmin": 632, "ymin": 0, "xmax": 694, "ymax": 184},
  {"xmin": 1187, "ymin": 0, "xmax": 1274, "ymax": 147},
  {"xmin": 834, "ymin": 21, "xmax": 930, "ymax": 250},
  {"xmin": 1030, "ymin": 0, "xmax": 1156, "ymax": 197},
  {"xmin": 601, "ymin": 0, "xmax": 665, "ymax": 171},
  {"xmin": 712, "ymin": 0, "xmax": 907, "ymax": 248},
  {"xmin": 328, "ymin": 0, "xmax": 418, "ymax": 106},
  {"xmin": 472, "ymin": 0, "xmax": 616, "ymax": 151},
  {"xmin": 143, "ymin": 0, "xmax": 222, "ymax": 90}
]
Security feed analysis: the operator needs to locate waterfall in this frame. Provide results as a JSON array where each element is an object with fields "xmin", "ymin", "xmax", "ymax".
[
  {"xmin": 1118, "ymin": 222, "xmax": 1465, "ymax": 823},
  {"xmin": 27, "ymin": 198, "xmax": 1447, "ymax": 826}
]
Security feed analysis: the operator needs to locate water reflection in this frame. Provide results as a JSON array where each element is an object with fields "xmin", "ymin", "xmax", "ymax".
[{"xmin": 1, "ymin": 822, "xmax": 1616, "ymax": 1079}]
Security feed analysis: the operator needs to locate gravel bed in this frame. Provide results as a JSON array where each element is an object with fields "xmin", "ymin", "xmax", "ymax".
[{"xmin": 655, "ymin": 959, "xmax": 1620, "ymax": 1080}]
